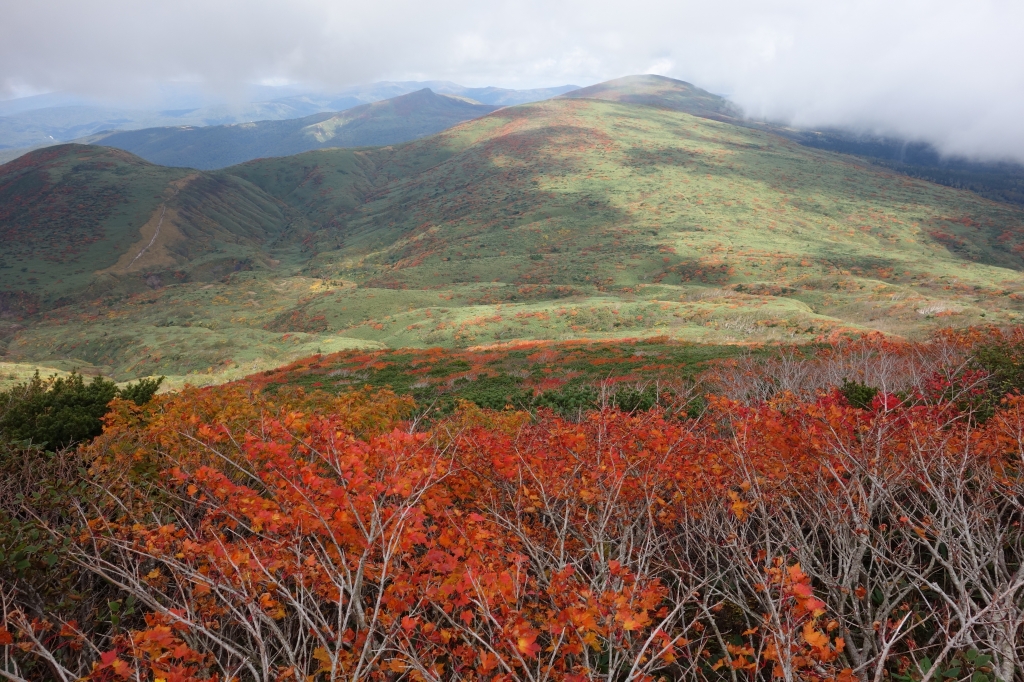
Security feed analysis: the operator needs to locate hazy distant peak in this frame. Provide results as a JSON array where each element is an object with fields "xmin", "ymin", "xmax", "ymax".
[
  {"xmin": 560, "ymin": 74, "xmax": 740, "ymax": 121},
  {"xmin": 65, "ymin": 88, "xmax": 499, "ymax": 170}
]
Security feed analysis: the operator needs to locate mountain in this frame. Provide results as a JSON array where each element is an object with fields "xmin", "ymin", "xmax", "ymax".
[
  {"xmin": 421, "ymin": 82, "xmax": 580, "ymax": 106},
  {"xmin": 0, "ymin": 102, "xmax": 336, "ymax": 159},
  {"xmin": 2, "ymin": 78, "xmax": 1024, "ymax": 386},
  {"xmin": 0, "ymin": 144, "xmax": 294, "ymax": 306},
  {"xmin": 558, "ymin": 74, "xmax": 741, "ymax": 121},
  {"xmin": 562, "ymin": 75, "xmax": 1024, "ymax": 209},
  {"xmin": 0, "ymin": 82, "xmax": 578, "ymax": 163},
  {"xmin": 270, "ymin": 81, "xmax": 580, "ymax": 110},
  {"xmin": 80, "ymin": 89, "xmax": 500, "ymax": 170}
]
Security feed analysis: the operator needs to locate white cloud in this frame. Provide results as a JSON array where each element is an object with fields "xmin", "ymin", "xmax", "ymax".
[{"xmin": 2, "ymin": 0, "xmax": 1022, "ymax": 161}]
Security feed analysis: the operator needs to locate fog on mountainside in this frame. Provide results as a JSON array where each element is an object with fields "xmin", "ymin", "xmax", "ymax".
[{"xmin": 565, "ymin": 75, "xmax": 1024, "ymax": 209}]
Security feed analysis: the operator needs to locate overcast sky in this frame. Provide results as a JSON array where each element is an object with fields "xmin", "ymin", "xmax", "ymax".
[{"xmin": 2, "ymin": 0, "xmax": 1022, "ymax": 161}]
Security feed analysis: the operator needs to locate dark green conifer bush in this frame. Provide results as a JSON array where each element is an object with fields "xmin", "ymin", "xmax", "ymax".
[
  {"xmin": 0, "ymin": 373, "xmax": 163, "ymax": 449},
  {"xmin": 839, "ymin": 378, "xmax": 879, "ymax": 410}
]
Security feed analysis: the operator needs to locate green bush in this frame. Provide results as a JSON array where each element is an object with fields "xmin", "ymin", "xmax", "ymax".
[
  {"xmin": 973, "ymin": 339, "xmax": 1024, "ymax": 399},
  {"xmin": 533, "ymin": 384, "xmax": 598, "ymax": 420},
  {"xmin": 0, "ymin": 373, "xmax": 163, "ymax": 449},
  {"xmin": 840, "ymin": 378, "xmax": 879, "ymax": 410},
  {"xmin": 684, "ymin": 394, "xmax": 708, "ymax": 419},
  {"xmin": 459, "ymin": 375, "xmax": 533, "ymax": 411},
  {"xmin": 117, "ymin": 376, "xmax": 163, "ymax": 406},
  {"xmin": 611, "ymin": 385, "xmax": 658, "ymax": 412}
]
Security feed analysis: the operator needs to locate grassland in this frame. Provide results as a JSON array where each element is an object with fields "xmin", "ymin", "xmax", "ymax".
[{"xmin": 3, "ymin": 78, "xmax": 1024, "ymax": 386}]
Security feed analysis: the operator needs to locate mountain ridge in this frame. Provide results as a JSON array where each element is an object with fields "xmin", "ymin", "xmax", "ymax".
[
  {"xmin": 558, "ymin": 74, "xmax": 741, "ymax": 121},
  {"xmin": 0, "ymin": 81, "xmax": 579, "ymax": 162},
  {"xmin": 2, "ymin": 77, "xmax": 1024, "ymax": 386}
]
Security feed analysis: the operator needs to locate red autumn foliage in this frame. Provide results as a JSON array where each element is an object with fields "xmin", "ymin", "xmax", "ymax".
[{"xmin": 5, "ymin": 331, "xmax": 1024, "ymax": 681}]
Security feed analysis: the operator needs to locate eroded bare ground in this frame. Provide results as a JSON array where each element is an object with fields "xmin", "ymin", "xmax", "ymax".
[{"xmin": 99, "ymin": 174, "xmax": 197, "ymax": 275}]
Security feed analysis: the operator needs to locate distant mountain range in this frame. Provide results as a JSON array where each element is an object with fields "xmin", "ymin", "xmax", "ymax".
[
  {"xmin": 78, "ymin": 89, "xmax": 501, "ymax": 170},
  {"xmin": 0, "ymin": 81, "xmax": 579, "ymax": 163},
  {"xmin": 68, "ymin": 77, "xmax": 752, "ymax": 171},
  {"xmin": 4, "ymin": 75, "xmax": 1022, "ymax": 208}
]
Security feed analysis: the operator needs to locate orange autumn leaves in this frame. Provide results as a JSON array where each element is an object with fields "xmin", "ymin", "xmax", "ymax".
[
  {"xmin": 71, "ymin": 390, "xmax": 870, "ymax": 680},
  {"xmin": 8, "ymin": 336, "xmax": 1024, "ymax": 681}
]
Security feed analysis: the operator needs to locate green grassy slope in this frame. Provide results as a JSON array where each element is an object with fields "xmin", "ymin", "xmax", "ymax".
[
  {"xmin": 4, "ymin": 89, "xmax": 1024, "ymax": 386},
  {"xmin": 568, "ymin": 75, "xmax": 1024, "ymax": 210},
  {"xmin": 83, "ymin": 89, "xmax": 499, "ymax": 170}
]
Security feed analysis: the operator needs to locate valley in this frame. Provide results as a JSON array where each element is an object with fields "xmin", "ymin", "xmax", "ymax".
[{"xmin": 2, "ymin": 76, "xmax": 1024, "ymax": 388}]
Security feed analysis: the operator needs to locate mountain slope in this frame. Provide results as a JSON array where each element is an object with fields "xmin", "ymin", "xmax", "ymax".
[
  {"xmin": 4, "ymin": 86, "xmax": 1024, "ymax": 385},
  {"xmin": 81, "ymin": 89, "xmax": 499, "ymax": 170},
  {"xmin": 0, "ymin": 144, "xmax": 294, "ymax": 309},
  {"xmin": 563, "ymin": 75, "xmax": 1024, "ymax": 209},
  {"xmin": 228, "ymin": 97, "xmax": 1024, "ymax": 343}
]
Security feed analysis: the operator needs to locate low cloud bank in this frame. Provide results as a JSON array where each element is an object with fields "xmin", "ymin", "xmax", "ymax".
[{"xmin": 2, "ymin": 0, "xmax": 1022, "ymax": 162}]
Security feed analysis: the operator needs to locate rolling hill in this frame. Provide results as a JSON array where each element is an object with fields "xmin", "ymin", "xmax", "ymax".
[
  {"xmin": 559, "ymin": 74, "xmax": 741, "ymax": 121},
  {"xmin": 3, "ymin": 76, "xmax": 1024, "ymax": 386},
  {"xmin": 80, "ymin": 89, "xmax": 500, "ymax": 170},
  {"xmin": 0, "ymin": 144, "xmax": 322, "ymax": 378},
  {"xmin": 0, "ymin": 144, "xmax": 294, "ymax": 302}
]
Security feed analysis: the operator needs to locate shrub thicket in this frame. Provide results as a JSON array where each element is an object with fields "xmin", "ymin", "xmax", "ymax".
[
  {"xmin": 0, "ymin": 372, "xmax": 162, "ymax": 449},
  {"xmin": 10, "ymin": 332, "xmax": 1024, "ymax": 681}
]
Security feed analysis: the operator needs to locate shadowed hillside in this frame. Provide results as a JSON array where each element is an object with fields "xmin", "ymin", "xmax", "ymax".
[
  {"xmin": 0, "ymin": 145, "xmax": 293, "ymax": 304},
  {"xmin": 81, "ymin": 89, "xmax": 499, "ymax": 170}
]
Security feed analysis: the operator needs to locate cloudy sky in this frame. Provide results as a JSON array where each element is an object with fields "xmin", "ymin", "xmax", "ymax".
[{"xmin": 2, "ymin": 0, "xmax": 1022, "ymax": 161}]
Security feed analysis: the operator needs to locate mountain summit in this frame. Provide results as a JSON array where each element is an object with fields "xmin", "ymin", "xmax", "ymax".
[{"xmin": 559, "ymin": 74, "xmax": 740, "ymax": 121}]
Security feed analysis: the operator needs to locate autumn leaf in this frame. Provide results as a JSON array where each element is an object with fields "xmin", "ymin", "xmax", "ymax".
[
  {"xmin": 517, "ymin": 632, "xmax": 541, "ymax": 658},
  {"xmin": 728, "ymin": 490, "xmax": 751, "ymax": 521},
  {"xmin": 802, "ymin": 621, "xmax": 830, "ymax": 648},
  {"xmin": 313, "ymin": 647, "xmax": 332, "ymax": 672}
]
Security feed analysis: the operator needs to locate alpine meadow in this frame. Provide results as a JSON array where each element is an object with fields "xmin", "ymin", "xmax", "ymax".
[{"xmin": 4, "ymin": 54, "xmax": 1024, "ymax": 682}]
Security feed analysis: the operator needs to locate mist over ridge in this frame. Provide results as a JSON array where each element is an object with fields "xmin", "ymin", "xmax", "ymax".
[{"xmin": 2, "ymin": 0, "xmax": 1023, "ymax": 163}]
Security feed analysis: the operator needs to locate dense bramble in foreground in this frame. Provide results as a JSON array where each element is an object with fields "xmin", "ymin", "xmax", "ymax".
[{"xmin": 3, "ymin": 331, "xmax": 1024, "ymax": 681}]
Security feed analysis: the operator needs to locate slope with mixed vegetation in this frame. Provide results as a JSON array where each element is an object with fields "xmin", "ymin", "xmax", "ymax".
[
  {"xmin": 568, "ymin": 75, "xmax": 1024, "ymax": 209},
  {"xmin": 2, "ymin": 77, "xmax": 1024, "ymax": 386}
]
